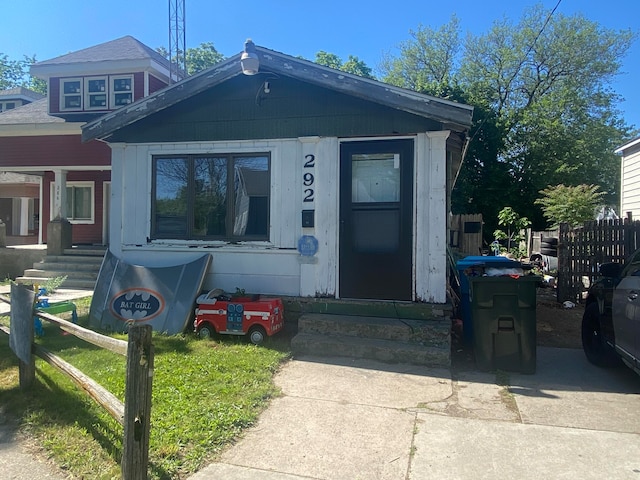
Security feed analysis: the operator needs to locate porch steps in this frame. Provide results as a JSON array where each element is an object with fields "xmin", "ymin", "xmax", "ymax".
[
  {"xmin": 291, "ymin": 313, "xmax": 451, "ymax": 367},
  {"xmin": 15, "ymin": 247, "xmax": 106, "ymax": 290}
]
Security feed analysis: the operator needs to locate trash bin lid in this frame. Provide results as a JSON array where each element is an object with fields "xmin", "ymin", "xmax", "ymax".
[{"xmin": 456, "ymin": 255, "xmax": 522, "ymax": 270}]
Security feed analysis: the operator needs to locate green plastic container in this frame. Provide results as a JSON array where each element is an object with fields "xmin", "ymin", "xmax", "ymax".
[{"xmin": 469, "ymin": 275, "xmax": 540, "ymax": 374}]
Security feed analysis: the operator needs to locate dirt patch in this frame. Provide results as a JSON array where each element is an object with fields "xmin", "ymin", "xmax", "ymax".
[{"xmin": 535, "ymin": 287, "xmax": 583, "ymax": 349}]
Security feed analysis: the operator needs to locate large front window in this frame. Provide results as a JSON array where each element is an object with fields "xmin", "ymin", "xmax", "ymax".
[{"xmin": 152, "ymin": 154, "xmax": 270, "ymax": 240}]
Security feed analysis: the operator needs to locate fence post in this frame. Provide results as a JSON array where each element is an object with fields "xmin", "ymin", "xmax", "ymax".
[
  {"xmin": 9, "ymin": 283, "xmax": 36, "ymax": 390},
  {"xmin": 122, "ymin": 325, "xmax": 154, "ymax": 480}
]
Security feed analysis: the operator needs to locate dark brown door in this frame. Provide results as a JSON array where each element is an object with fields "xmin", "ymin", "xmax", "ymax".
[{"xmin": 339, "ymin": 139, "xmax": 413, "ymax": 300}]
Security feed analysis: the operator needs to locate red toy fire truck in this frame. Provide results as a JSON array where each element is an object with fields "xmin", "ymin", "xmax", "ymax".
[{"xmin": 194, "ymin": 289, "xmax": 284, "ymax": 344}]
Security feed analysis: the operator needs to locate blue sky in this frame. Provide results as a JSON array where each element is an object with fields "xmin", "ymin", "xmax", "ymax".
[{"xmin": 2, "ymin": 0, "xmax": 639, "ymax": 130}]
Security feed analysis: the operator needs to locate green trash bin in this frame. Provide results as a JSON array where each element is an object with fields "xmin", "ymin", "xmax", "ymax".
[{"xmin": 469, "ymin": 275, "xmax": 540, "ymax": 374}]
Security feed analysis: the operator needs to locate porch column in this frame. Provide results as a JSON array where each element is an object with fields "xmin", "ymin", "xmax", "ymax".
[
  {"xmin": 52, "ymin": 170, "xmax": 68, "ymax": 220},
  {"xmin": 416, "ymin": 131, "xmax": 450, "ymax": 303},
  {"xmin": 19, "ymin": 197, "xmax": 30, "ymax": 236},
  {"xmin": 48, "ymin": 169, "xmax": 72, "ymax": 255}
]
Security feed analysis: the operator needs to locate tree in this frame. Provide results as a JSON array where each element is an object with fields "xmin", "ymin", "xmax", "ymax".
[
  {"xmin": 314, "ymin": 51, "xmax": 375, "ymax": 79},
  {"xmin": 493, "ymin": 206, "xmax": 531, "ymax": 256},
  {"xmin": 157, "ymin": 42, "xmax": 225, "ymax": 77},
  {"xmin": 535, "ymin": 184, "xmax": 605, "ymax": 228},
  {"xmin": 185, "ymin": 42, "xmax": 224, "ymax": 76},
  {"xmin": 379, "ymin": 5, "xmax": 636, "ymax": 237},
  {"xmin": 1, "ymin": 53, "xmax": 46, "ymax": 94}
]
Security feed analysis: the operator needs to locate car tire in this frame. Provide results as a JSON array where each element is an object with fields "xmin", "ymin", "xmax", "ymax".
[
  {"xmin": 248, "ymin": 325, "xmax": 266, "ymax": 345},
  {"xmin": 540, "ymin": 247, "xmax": 557, "ymax": 256},
  {"xmin": 197, "ymin": 324, "xmax": 216, "ymax": 340},
  {"xmin": 541, "ymin": 237, "xmax": 559, "ymax": 246},
  {"xmin": 581, "ymin": 303, "xmax": 621, "ymax": 367}
]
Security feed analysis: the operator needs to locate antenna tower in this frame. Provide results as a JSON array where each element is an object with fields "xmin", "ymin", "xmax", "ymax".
[{"xmin": 169, "ymin": 0, "xmax": 186, "ymax": 82}]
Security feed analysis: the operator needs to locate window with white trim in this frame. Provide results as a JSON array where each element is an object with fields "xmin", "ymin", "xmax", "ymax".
[
  {"xmin": 151, "ymin": 154, "xmax": 270, "ymax": 240},
  {"xmin": 60, "ymin": 78, "xmax": 83, "ymax": 110},
  {"xmin": 85, "ymin": 77, "xmax": 107, "ymax": 109},
  {"xmin": 50, "ymin": 181, "xmax": 95, "ymax": 223},
  {"xmin": 111, "ymin": 75, "xmax": 133, "ymax": 108}
]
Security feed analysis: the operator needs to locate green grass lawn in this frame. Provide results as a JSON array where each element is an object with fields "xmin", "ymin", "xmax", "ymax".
[{"xmin": 0, "ymin": 297, "xmax": 291, "ymax": 479}]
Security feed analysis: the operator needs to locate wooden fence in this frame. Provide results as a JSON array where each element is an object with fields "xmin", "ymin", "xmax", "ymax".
[
  {"xmin": 0, "ymin": 284, "xmax": 154, "ymax": 480},
  {"xmin": 450, "ymin": 214, "xmax": 483, "ymax": 257},
  {"xmin": 557, "ymin": 217, "xmax": 640, "ymax": 302}
]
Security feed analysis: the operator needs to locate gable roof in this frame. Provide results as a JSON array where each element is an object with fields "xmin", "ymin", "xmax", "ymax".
[
  {"xmin": 82, "ymin": 44, "xmax": 473, "ymax": 142},
  {"xmin": 31, "ymin": 36, "xmax": 172, "ymax": 80}
]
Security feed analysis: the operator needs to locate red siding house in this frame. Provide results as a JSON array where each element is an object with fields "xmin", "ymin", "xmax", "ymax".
[{"xmin": 0, "ymin": 36, "xmax": 174, "ymax": 246}]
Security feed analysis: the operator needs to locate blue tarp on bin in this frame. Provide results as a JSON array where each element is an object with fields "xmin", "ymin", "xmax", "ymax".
[{"xmin": 456, "ymin": 256, "xmax": 522, "ymax": 344}]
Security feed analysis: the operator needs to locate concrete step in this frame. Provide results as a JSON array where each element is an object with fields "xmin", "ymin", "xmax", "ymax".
[
  {"xmin": 23, "ymin": 269, "xmax": 99, "ymax": 280},
  {"xmin": 16, "ymin": 250, "xmax": 104, "ymax": 291},
  {"xmin": 15, "ymin": 276, "xmax": 97, "ymax": 290},
  {"xmin": 31, "ymin": 260, "xmax": 102, "ymax": 272},
  {"xmin": 298, "ymin": 313, "xmax": 450, "ymax": 345},
  {"xmin": 291, "ymin": 332, "xmax": 450, "ymax": 367},
  {"xmin": 291, "ymin": 313, "xmax": 451, "ymax": 367}
]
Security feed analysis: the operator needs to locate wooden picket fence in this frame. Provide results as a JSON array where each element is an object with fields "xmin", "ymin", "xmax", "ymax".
[
  {"xmin": 0, "ymin": 285, "xmax": 153, "ymax": 480},
  {"xmin": 557, "ymin": 216, "xmax": 640, "ymax": 302}
]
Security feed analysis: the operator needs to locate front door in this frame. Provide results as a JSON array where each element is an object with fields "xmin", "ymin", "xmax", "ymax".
[{"xmin": 339, "ymin": 139, "xmax": 413, "ymax": 300}]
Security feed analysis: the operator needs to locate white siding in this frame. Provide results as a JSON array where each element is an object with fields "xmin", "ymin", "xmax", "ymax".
[
  {"xmin": 415, "ymin": 131, "xmax": 450, "ymax": 303},
  {"xmin": 621, "ymin": 148, "xmax": 640, "ymax": 219},
  {"xmin": 112, "ymin": 135, "xmax": 448, "ymax": 302}
]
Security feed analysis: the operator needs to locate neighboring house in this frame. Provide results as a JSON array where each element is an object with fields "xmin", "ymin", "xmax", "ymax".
[
  {"xmin": 83, "ymin": 42, "xmax": 473, "ymax": 303},
  {"xmin": 0, "ymin": 36, "xmax": 174, "ymax": 246},
  {"xmin": 0, "ymin": 86, "xmax": 45, "ymax": 112},
  {"xmin": 0, "ymin": 88, "xmax": 46, "ymax": 243},
  {"xmin": 616, "ymin": 136, "xmax": 640, "ymax": 220}
]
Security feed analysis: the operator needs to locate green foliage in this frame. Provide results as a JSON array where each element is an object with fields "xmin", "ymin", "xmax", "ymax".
[
  {"xmin": 380, "ymin": 4, "xmax": 637, "ymax": 236},
  {"xmin": 493, "ymin": 207, "xmax": 531, "ymax": 257},
  {"xmin": 0, "ymin": 53, "xmax": 47, "ymax": 94},
  {"xmin": 314, "ymin": 51, "xmax": 375, "ymax": 78},
  {"xmin": 0, "ymin": 302, "xmax": 289, "ymax": 479},
  {"xmin": 157, "ymin": 42, "xmax": 225, "ymax": 77},
  {"xmin": 185, "ymin": 42, "xmax": 225, "ymax": 75},
  {"xmin": 535, "ymin": 184, "xmax": 605, "ymax": 228}
]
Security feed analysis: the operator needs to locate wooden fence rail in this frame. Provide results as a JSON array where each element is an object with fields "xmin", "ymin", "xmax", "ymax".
[
  {"xmin": 557, "ymin": 217, "xmax": 640, "ymax": 302},
  {"xmin": 0, "ymin": 285, "xmax": 153, "ymax": 479}
]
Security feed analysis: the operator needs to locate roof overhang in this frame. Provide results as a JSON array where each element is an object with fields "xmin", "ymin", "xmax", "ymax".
[
  {"xmin": 615, "ymin": 136, "xmax": 640, "ymax": 155},
  {"xmin": 82, "ymin": 45, "xmax": 473, "ymax": 143}
]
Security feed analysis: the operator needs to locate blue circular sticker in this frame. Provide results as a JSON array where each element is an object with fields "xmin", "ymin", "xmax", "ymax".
[{"xmin": 298, "ymin": 235, "xmax": 319, "ymax": 256}]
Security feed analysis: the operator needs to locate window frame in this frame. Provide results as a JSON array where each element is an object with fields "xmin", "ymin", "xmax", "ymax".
[
  {"xmin": 49, "ymin": 181, "xmax": 95, "ymax": 224},
  {"xmin": 110, "ymin": 75, "xmax": 134, "ymax": 108},
  {"xmin": 85, "ymin": 76, "xmax": 108, "ymax": 110},
  {"xmin": 59, "ymin": 77, "xmax": 83, "ymax": 111},
  {"xmin": 151, "ymin": 153, "xmax": 271, "ymax": 242}
]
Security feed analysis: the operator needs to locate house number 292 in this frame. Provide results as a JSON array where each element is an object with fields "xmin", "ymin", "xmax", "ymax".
[{"xmin": 303, "ymin": 154, "xmax": 315, "ymax": 202}]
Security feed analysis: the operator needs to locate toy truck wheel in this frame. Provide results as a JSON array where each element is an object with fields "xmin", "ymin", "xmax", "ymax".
[
  {"xmin": 248, "ymin": 326, "xmax": 266, "ymax": 345},
  {"xmin": 197, "ymin": 324, "xmax": 216, "ymax": 339}
]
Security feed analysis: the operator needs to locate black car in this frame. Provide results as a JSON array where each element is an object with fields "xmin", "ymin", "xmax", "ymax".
[{"xmin": 582, "ymin": 249, "xmax": 640, "ymax": 376}]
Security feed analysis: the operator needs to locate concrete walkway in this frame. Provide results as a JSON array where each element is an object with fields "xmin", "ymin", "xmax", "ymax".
[
  {"xmin": 190, "ymin": 347, "xmax": 640, "ymax": 480},
  {"xmin": 2, "ymin": 305, "xmax": 640, "ymax": 480}
]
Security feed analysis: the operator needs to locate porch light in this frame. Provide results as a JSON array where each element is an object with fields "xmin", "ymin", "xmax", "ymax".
[{"xmin": 241, "ymin": 39, "xmax": 259, "ymax": 75}]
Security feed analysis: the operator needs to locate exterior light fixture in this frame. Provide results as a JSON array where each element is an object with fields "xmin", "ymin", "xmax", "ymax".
[{"xmin": 241, "ymin": 39, "xmax": 259, "ymax": 75}]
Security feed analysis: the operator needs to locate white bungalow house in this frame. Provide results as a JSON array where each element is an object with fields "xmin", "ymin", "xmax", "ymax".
[
  {"xmin": 616, "ymin": 135, "xmax": 640, "ymax": 219},
  {"xmin": 82, "ymin": 42, "xmax": 473, "ymax": 304}
]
